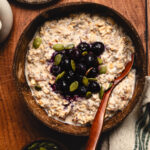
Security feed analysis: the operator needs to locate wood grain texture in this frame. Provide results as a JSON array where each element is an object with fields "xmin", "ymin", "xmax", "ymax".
[{"xmin": 0, "ymin": 0, "xmax": 147, "ymax": 150}]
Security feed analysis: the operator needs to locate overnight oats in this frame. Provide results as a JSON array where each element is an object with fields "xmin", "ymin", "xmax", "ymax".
[{"xmin": 25, "ymin": 13, "xmax": 135, "ymax": 126}]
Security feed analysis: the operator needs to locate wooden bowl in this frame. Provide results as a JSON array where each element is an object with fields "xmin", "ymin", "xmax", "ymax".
[
  {"xmin": 13, "ymin": 2, "xmax": 146, "ymax": 136},
  {"xmin": 14, "ymin": 0, "xmax": 59, "ymax": 5}
]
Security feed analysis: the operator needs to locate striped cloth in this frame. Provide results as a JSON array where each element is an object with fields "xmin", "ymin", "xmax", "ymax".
[{"xmin": 101, "ymin": 76, "xmax": 150, "ymax": 150}]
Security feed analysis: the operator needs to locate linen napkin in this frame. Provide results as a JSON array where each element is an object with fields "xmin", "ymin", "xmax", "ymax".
[{"xmin": 101, "ymin": 76, "xmax": 150, "ymax": 150}]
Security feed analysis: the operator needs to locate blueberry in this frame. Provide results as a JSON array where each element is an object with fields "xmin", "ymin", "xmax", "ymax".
[
  {"xmin": 68, "ymin": 70, "xmax": 75, "ymax": 78},
  {"xmin": 91, "ymin": 42, "xmax": 105, "ymax": 56},
  {"xmin": 78, "ymin": 85, "xmax": 87, "ymax": 96},
  {"xmin": 61, "ymin": 58, "xmax": 70, "ymax": 70},
  {"xmin": 79, "ymin": 57, "xmax": 86, "ymax": 64},
  {"xmin": 59, "ymin": 80, "xmax": 68, "ymax": 94},
  {"xmin": 88, "ymin": 81, "xmax": 100, "ymax": 93},
  {"xmin": 71, "ymin": 49, "xmax": 81, "ymax": 60},
  {"xmin": 61, "ymin": 50, "xmax": 66, "ymax": 55},
  {"xmin": 65, "ymin": 74, "xmax": 73, "ymax": 83},
  {"xmin": 87, "ymin": 67, "xmax": 98, "ymax": 78},
  {"xmin": 76, "ymin": 63, "xmax": 86, "ymax": 75},
  {"xmin": 75, "ymin": 74, "xmax": 83, "ymax": 83},
  {"xmin": 55, "ymin": 80, "xmax": 61, "ymax": 91},
  {"xmin": 50, "ymin": 65, "xmax": 61, "ymax": 76},
  {"xmin": 77, "ymin": 42, "xmax": 90, "ymax": 52},
  {"xmin": 86, "ymin": 54, "xmax": 96, "ymax": 66},
  {"xmin": 63, "ymin": 49, "xmax": 73, "ymax": 57}
]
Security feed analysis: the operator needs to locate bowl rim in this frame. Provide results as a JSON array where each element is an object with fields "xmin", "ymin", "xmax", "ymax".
[
  {"xmin": 14, "ymin": 0, "xmax": 59, "ymax": 6},
  {"xmin": 13, "ymin": 1, "xmax": 147, "ymax": 136},
  {"xmin": 22, "ymin": 137, "xmax": 68, "ymax": 150}
]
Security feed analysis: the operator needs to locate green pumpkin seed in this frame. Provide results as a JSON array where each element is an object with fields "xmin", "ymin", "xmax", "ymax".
[
  {"xmin": 53, "ymin": 44, "xmax": 64, "ymax": 51},
  {"xmin": 35, "ymin": 85, "xmax": 42, "ymax": 91},
  {"xmin": 108, "ymin": 83, "xmax": 113, "ymax": 89},
  {"xmin": 54, "ymin": 54, "xmax": 62, "ymax": 65},
  {"xmin": 28, "ymin": 143, "xmax": 38, "ymax": 150},
  {"xmin": 71, "ymin": 59, "xmax": 76, "ymax": 71},
  {"xmin": 33, "ymin": 37, "xmax": 42, "ymax": 49},
  {"xmin": 55, "ymin": 71, "xmax": 65, "ymax": 82},
  {"xmin": 82, "ymin": 76, "xmax": 89, "ymax": 87},
  {"xmin": 99, "ymin": 86, "xmax": 104, "ymax": 99},
  {"xmin": 47, "ymin": 143, "xmax": 56, "ymax": 147},
  {"xmin": 65, "ymin": 44, "xmax": 75, "ymax": 49},
  {"xmin": 39, "ymin": 147, "xmax": 46, "ymax": 150},
  {"xmin": 70, "ymin": 81, "xmax": 79, "ymax": 92},
  {"xmin": 86, "ymin": 91, "xmax": 92, "ymax": 98},
  {"xmin": 88, "ymin": 78, "xmax": 97, "ymax": 81},
  {"xmin": 82, "ymin": 51, "xmax": 88, "ymax": 56},
  {"xmin": 97, "ymin": 57, "xmax": 103, "ymax": 65},
  {"xmin": 99, "ymin": 66, "xmax": 107, "ymax": 74},
  {"xmin": 39, "ymin": 142, "xmax": 47, "ymax": 147}
]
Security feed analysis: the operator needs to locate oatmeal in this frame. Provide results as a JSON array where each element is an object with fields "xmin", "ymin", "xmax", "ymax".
[{"xmin": 25, "ymin": 13, "xmax": 135, "ymax": 125}]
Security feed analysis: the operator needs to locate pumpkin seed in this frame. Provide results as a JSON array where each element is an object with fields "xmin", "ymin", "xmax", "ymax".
[
  {"xmin": 108, "ymin": 83, "xmax": 113, "ymax": 89},
  {"xmin": 82, "ymin": 76, "xmax": 89, "ymax": 86},
  {"xmin": 54, "ymin": 54, "xmax": 62, "ymax": 65},
  {"xmin": 39, "ymin": 147, "xmax": 46, "ymax": 150},
  {"xmin": 70, "ymin": 81, "xmax": 79, "ymax": 92},
  {"xmin": 27, "ymin": 143, "xmax": 38, "ymax": 150},
  {"xmin": 82, "ymin": 51, "xmax": 88, "ymax": 56},
  {"xmin": 39, "ymin": 142, "xmax": 47, "ymax": 147},
  {"xmin": 65, "ymin": 44, "xmax": 75, "ymax": 49},
  {"xmin": 99, "ymin": 86, "xmax": 104, "ymax": 99},
  {"xmin": 53, "ymin": 44, "xmax": 64, "ymax": 51},
  {"xmin": 47, "ymin": 143, "xmax": 56, "ymax": 147},
  {"xmin": 86, "ymin": 91, "xmax": 92, "ymax": 98},
  {"xmin": 99, "ymin": 66, "xmax": 107, "ymax": 74},
  {"xmin": 33, "ymin": 37, "xmax": 42, "ymax": 49},
  {"xmin": 35, "ymin": 85, "xmax": 42, "ymax": 91},
  {"xmin": 71, "ymin": 59, "xmax": 76, "ymax": 71},
  {"xmin": 88, "ymin": 78, "xmax": 97, "ymax": 81},
  {"xmin": 55, "ymin": 71, "xmax": 65, "ymax": 82},
  {"xmin": 97, "ymin": 57, "xmax": 103, "ymax": 65}
]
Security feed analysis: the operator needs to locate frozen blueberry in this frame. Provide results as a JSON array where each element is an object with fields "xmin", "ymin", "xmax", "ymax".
[
  {"xmin": 51, "ymin": 65, "xmax": 61, "ymax": 76},
  {"xmin": 91, "ymin": 42, "xmax": 105, "ymax": 56},
  {"xmin": 88, "ymin": 81, "xmax": 100, "ymax": 93},
  {"xmin": 76, "ymin": 63, "xmax": 86, "ymax": 75},
  {"xmin": 87, "ymin": 67, "xmax": 98, "ymax": 78},
  {"xmin": 78, "ymin": 85, "xmax": 87, "ymax": 96},
  {"xmin": 77, "ymin": 42, "xmax": 90, "ymax": 52}
]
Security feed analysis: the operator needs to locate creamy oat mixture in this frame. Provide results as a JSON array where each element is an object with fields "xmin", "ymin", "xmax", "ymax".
[{"xmin": 25, "ymin": 13, "xmax": 135, "ymax": 125}]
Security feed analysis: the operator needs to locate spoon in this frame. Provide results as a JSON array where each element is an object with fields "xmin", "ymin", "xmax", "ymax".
[{"xmin": 85, "ymin": 54, "xmax": 134, "ymax": 150}]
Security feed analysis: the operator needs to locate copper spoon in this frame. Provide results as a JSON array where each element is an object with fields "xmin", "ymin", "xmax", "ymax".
[{"xmin": 85, "ymin": 54, "xmax": 134, "ymax": 150}]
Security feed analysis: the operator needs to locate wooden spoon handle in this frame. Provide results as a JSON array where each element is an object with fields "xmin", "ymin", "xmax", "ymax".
[
  {"xmin": 85, "ymin": 86, "xmax": 114, "ymax": 150},
  {"xmin": 86, "ymin": 55, "xmax": 134, "ymax": 150}
]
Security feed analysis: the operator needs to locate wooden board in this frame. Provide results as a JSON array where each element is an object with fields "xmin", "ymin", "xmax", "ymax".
[{"xmin": 0, "ymin": 0, "xmax": 148, "ymax": 149}]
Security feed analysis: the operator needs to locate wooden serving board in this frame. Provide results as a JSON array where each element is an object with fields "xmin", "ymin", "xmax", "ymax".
[{"xmin": 0, "ymin": 0, "xmax": 149, "ymax": 150}]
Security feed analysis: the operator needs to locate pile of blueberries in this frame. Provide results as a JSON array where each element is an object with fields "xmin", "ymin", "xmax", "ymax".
[{"xmin": 50, "ymin": 42, "xmax": 105, "ymax": 100}]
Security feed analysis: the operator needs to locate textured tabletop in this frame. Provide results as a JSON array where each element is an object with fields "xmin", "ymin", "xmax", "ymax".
[{"xmin": 0, "ymin": 0, "xmax": 149, "ymax": 149}]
